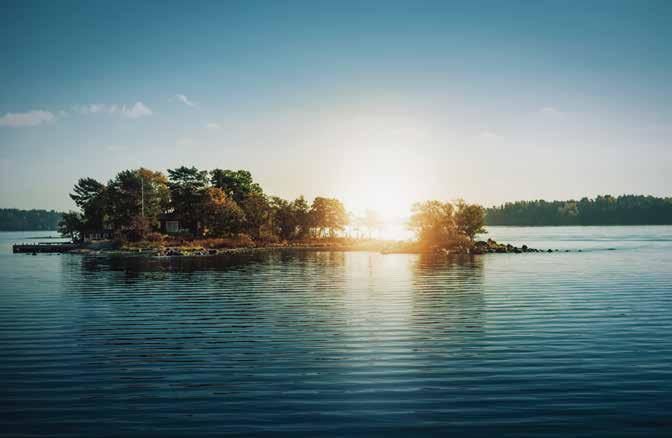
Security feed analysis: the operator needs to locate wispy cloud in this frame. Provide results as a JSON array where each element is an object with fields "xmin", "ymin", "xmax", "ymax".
[
  {"xmin": 74, "ymin": 104, "xmax": 116, "ymax": 115},
  {"xmin": 205, "ymin": 122, "xmax": 220, "ymax": 129},
  {"xmin": 73, "ymin": 102, "xmax": 152, "ymax": 118},
  {"xmin": 0, "ymin": 110, "xmax": 55, "ymax": 127},
  {"xmin": 175, "ymin": 94, "xmax": 198, "ymax": 108},
  {"xmin": 120, "ymin": 102, "xmax": 153, "ymax": 119},
  {"xmin": 0, "ymin": 101, "xmax": 153, "ymax": 128}
]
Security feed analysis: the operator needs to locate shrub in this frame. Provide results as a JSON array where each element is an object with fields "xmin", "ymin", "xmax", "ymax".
[{"xmin": 145, "ymin": 232, "xmax": 164, "ymax": 242}]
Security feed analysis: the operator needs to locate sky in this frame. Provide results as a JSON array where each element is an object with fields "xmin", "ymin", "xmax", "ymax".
[{"xmin": 1, "ymin": 0, "xmax": 670, "ymax": 218}]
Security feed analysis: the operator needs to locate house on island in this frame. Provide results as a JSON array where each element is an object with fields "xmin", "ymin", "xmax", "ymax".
[{"xmin": 160, "ymin": 213, "xmax": 181, "ymax": 234}]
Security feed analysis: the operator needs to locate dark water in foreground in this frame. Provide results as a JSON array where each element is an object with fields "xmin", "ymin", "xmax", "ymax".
[{"xmin": 1, "ymin": 227, "xmax": 672, "ymax": 436}]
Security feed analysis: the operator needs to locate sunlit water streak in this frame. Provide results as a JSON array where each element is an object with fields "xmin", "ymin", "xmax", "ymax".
[{"xmin": 1, "ymin": 227, "xmax": 671, "ymax": 436}]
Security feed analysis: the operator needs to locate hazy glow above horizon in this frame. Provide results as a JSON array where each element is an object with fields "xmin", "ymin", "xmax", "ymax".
[{"xmin": 0, "ymin": 1, "xmax": 670, "ymax": 211}]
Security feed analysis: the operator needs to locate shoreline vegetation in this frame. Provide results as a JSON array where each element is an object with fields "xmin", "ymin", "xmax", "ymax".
[
  {"xmin": 3, "ymin": 194, "xmax": 672, "ymax": 232},
  {"xmin": 48, "ymin": 165, "xmax": 544, "ymax": 257},
  {"xmin": 11, "ymin": 166, "xmax": 659, "ymax": 256},
  {"xmin": 485, "ymin": 195, "xmax": 672, "ymax": 226}
]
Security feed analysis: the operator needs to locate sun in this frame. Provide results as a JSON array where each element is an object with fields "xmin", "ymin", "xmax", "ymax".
[{"xmin": 338, "ymin": 150, "xmax": 422, "ymax": 222}]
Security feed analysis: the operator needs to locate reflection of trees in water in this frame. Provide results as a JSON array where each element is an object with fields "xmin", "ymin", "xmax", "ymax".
[
  {"xmin": 410, "ymin": 254, "xmax": 486, "ymax": 340},
  {"xmin": 64, "ymin": 250, "xmax": 354, "ymax": 387}
]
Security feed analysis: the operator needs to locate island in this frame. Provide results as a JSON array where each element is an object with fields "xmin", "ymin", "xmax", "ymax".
[{"xmin": 15, "ymin": 166, "xmax": 550, "ymax": 256}]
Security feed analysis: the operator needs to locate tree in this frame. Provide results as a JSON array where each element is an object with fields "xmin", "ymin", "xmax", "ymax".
[
  {"xmin": 240, "ymin": 192, "xmax": 271, "ymax": 239},
  {"xmin": 0, "ymin": 209, "xmax": 63, "ymax": 231},
  {"xmin": 484, "ymin": 195, "xmax": 672, "ymax": 226},
  {"xmin": 200, "ymin": 187, "xmax": 245, "ymax": 236},
  {"xmin": 310, "ymin": 197, "xmax": 348, "ymax": 238},
  {"xmin": 137, "ymin": 168, "xmax": 171, "ymax": 224},
  {"xmin": 454, "ymin": 199, "xmax": 486, "ymax": 240},
  {"xmin": 210, "ymin": 169, "xmax": 263, "ymax": 204},
  {"xmin": 168, "ymin": 166, "xmax": 209, "ymax": 234},
  {"xmin": 270, "ymin": 196, "xmax": 297, "ymax": 241},
  {"xmin": 69, "ymin": 177, "xmax": 107, "ymax": 230},
  {"xmin": 292, "ymin": 196, "xmax": 312, "ymax": 239},
  {"xmin": 127, "ymin": 214, "xmax": 152, "ymax": 241},
  {"xmin": 58, "ymin": 211, "xmax": 85, "ymax": 241},
  {"xmin": 408, "ymin": 201, "xmax": 455, "ymax": 246},
  {"xmin": 106, "ymin": 168, "xmax": 170, "ymax": 231}
]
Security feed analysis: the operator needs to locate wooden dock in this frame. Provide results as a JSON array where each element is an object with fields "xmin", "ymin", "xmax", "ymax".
[{"xmin": 12, "ymin": 242, "xmax": 79, "ymax": 254}]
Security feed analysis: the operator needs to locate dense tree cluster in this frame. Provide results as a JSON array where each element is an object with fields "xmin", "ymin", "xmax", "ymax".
[
  {"xmin": 59, "ymin": 166, "xmax": 349, "ymax": 242},
  {"xmin": 408, "ymin": 199, "xmax": 486, "ymax": 248},
  {"xmin": 485, "ymin": 195, "xmax": 672, "ymax": 226},
  {"xmin": 0, "ymin": 209, "xmax": 63, "ymax": 231}
]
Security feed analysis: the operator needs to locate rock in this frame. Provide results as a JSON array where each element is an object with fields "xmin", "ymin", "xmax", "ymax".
[{"xmin": 547, "ymin": 249, "xmax": 553, "ymax": 253}]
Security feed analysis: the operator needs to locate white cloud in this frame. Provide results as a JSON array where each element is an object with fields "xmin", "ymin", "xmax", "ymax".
[
  {"xmin": 0, "ymin": 110, "xmax": 55, "ymax": 127},
  {"xmin": 74, "ymin": 102, "xmax": 151, "ymax": 118},
  {"xmin": 205, "ymin": 122, "xmax": 220, "ymax": 129},
  {"xmin": 175, "ymin": 94, "xmax": 198, "ymax": 108},
  {"xmin": 74, "ymin": 104, "xmax": 115, "ymax": 115},
  {"xmin": 120, "ymin": 102, "xmax": 153, "ymax": 119}
]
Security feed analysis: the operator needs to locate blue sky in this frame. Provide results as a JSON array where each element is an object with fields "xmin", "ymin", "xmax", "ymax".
[{"xmin": 1, "ymin": 0, "xmax": 670, "ymax": 215}]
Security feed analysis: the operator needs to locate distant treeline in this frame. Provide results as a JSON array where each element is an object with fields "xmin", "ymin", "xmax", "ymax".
[
  {"xmin": 486, "ymin": 195, "xmax": 672, "ymax": 226},
  {"xmin": 0, "ymin": 209, "xmax": 63, "ymax": 231}
]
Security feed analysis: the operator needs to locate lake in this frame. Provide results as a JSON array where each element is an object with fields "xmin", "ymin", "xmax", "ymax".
[{"xmin": 1, "ymin": 227, "xmax": 671, "ymax": 436}]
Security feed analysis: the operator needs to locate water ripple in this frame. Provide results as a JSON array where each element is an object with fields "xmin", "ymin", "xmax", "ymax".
[{"xmin": 1, "ymin": 228, "xmax": 672, "ymax": 436}]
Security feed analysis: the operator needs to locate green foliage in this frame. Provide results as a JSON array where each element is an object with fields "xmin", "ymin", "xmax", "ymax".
[
  {"xmin": 268, "ymin": 195, "xmax": 314, "ymax": 241},
  {"xmin": 408, "ymin": 201, "xmax": 456, "ymax": 246},
  {"xmin": 240, "ymin": 192, "xmax": 271, "ymax": 239},
  {"xmin": 485, "ymin": 195, "xmax": 672, "ymax": 226},
  {"xmin": 167, "ymin": 166, "xmax": 209, "ymax": 232},
  {"xmin": 0, "ymin": 209, "xmax": 63, "ymax": 231},
  {"xmin": 126, "ymin": 214, "xmax": 152, "ymax": 241},
  {"xmin": 107, "ymin": 168, "xmax": 170, "ymax": 230},
  {"xmin": 200, "ymin": 187, "xmax": 245, "ymax": 236},
  {"xmin": 70, "ymin": 177, "xmax": 107, "ymax": 230},
  {"xmin": 57, "ymin": 211, "xmax": 84, "ymax": 240},
  {"xmin": 292, "ymin": 196, "xmax": 312, "ymax": 239},
  {"xmin": 270, "ymin": 196, "xmax": 295, "ymax": 241},
  {"xmin": 62, "ymin": 166, "xmax": 357, "ymax": 244},
  {"xmin": 310, "ymin": 197, "xmax": 349, "ymax": 238},
  {"xmin": 210, "ymin": 169, "xmax": 263, "ymax": 203},
  {"xmin": 408, "ymin": 200, "xmax": 486, "ymax": 248},
  {"xmin": 454, "ymin": 199, "xmax": 486, "ymax": 240}
]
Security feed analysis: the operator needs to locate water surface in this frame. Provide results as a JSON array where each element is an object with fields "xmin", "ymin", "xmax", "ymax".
[{"xmin": 1, "ymin": 227, "xmax": 671, "ymax": 436}]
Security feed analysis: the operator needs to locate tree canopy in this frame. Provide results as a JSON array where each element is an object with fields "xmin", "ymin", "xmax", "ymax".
[
  {"xmin": 485, "ymin": 195, "xmax": 672, "ymax": 226},
  {"xmin": 310, "ymin": 197, "xmax": 349, "ymax": 238},
  {"xmin": 60, "ymin": 166, "xmax": 352, "ymax": 243},
  {"xmin": 0, "ymin": 209, "xmax": 63, "ymax": 231},
  {"xmin": 408, "ymin": 200, "xmax": 485, "ymax": 248}
]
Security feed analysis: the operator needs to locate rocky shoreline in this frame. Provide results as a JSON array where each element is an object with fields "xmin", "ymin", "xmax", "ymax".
[{"xmin": 57, "ymin": 238, "xmax": 574, "ymax": 258}]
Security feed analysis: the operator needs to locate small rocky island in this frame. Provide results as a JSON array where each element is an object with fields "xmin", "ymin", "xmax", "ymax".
[{"xmin": 14, "ymin": 166, "xmax": 564, "ymax": 257}]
